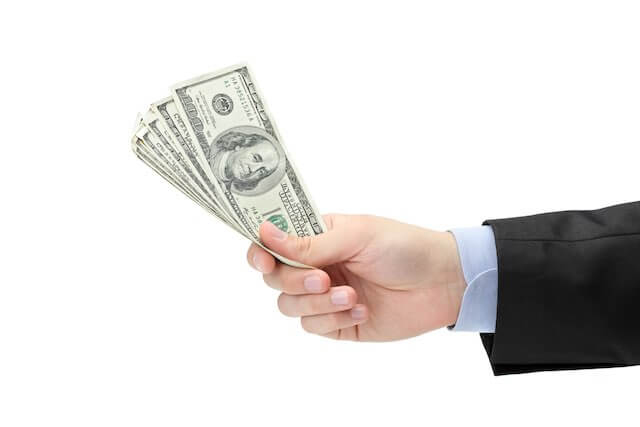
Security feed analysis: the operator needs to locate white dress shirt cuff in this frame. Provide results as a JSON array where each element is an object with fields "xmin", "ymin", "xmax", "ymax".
[{"xmin": 448, "ymin": 226, "xmax": 498, "ymax": 333}]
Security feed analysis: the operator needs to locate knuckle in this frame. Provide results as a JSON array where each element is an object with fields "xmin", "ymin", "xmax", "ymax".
[
  {"xmin": 281, "ymin": 273, "xmax": 298, "ymax": 294},
  {"xmin": 329, "ymin": 312, "xmax": 342, "ymax": 330},
  {"xmin": 294, "ymin": 236, "xmax": 313, "ymax": 260},
  {"xmin": 300, "ymin": 317, "xmax": 315, "ymax": 334},
  {"xmin": 319, "ymin": 313, "xmax": 337, "ymax": 333},
  {"xmin": 304, "ymin": 294, "xmax": 322, "ymax": 314},
  {"xmin": 322, "ymin": 213, "xmax": 337, "ymax": 231}
]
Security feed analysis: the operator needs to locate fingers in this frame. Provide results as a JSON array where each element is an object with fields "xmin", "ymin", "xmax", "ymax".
[
  {"xmin": 246, "ymin": 243, "xmax": 276, "ymax": 274},
  {"xmin": 259, "ymin": 217, "xmax": 367, "ymax": 268},
  {"xmin": 248, "ymin": 242, "xmax": 332, "ymax": 294},
  {"xmin": 264, "ymin": 264, "xmax": 331, "ymax": 295},
  {"xmin": 301, "ymin": 304, "xmax": 369, "ymax": 336},
  {"xmin": 277, "ymin": 285, "xmax": 357, "ymax": 317},
  {"xmin": 246, "ymin": 220, "xmax": 370, "ymax": 338}
]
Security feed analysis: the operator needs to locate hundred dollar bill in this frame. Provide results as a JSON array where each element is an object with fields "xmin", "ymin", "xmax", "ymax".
[
  {"xmin": 135, "ymin": 125, "xmax": 193, "ymax": 191},
  {"xmin": 170, "ymin": 64, "xmax": 326, "ymax": 242},
  {"xmin": 150, "ymin": 98, "xmax": 233, "ymax": 219},
  {"xmin": 143, "ymin": 110, "xmax": 216, "ymax": 204},
  {"xmin": 134, "ymin": 124, "xmax": 244, "ymax": 232},
  {"xmin": 133, "ymin": 125, "xmax": 313, "ymax": 268},
  {"xmin": 141, "ymin": 108, "xmax": 237, "ymax": 226},
  {"xmin": 132, "ymin": 129, "xmax": 216, "ymax": 215}
]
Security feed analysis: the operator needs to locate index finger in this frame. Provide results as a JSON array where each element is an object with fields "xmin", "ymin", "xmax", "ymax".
[{"xmin": 247, "ymin": 243, "xmax": 277, "ymax": 274}]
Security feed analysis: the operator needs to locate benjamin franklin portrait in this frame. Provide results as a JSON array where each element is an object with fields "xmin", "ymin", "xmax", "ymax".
[{"xmin": 209, "ymin": 126, "xmax": 287, "ymax": 196}]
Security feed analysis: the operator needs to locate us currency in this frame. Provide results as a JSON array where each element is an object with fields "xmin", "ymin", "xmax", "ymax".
[
  {"xmin": 136, "ymin": 125, "xmax": 192, "ymax": 191},
  {"xmin": 141, "ymin": 109, "xmax": 240, "ymax": 229},
  {"xmin": 135, "ymin": 122, "xmax": 250, "ymax": 237},
  {"xmin": 131, "ymin": 64, "xmax": 326, "ymax": 268},
  {"xmin": 132, "ymin": 117, "xmax": 218, "ymax": 220},
  {"xmin": 133, "ymin": 127, "xmax": 215, "ymax": 211},
  {"xmin": 142, "ymin": 110, "xmax": 217, "ymax": 207},
  {"xmin": 170, "ymin": 64, "xmax": 326, "ymax": 243},
  {"xmin": 133, "ymin": 125, "xmax": 311, "ymax": 267},
  {"xmin": 132, "ymin": 131, "xmax": 215, "ymax": 215},
  {"xmin": 150, "ymin": 98, "xmax": 232, "ymax": 219}
]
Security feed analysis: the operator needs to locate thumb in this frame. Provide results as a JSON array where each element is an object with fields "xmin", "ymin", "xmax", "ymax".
[{"xmin": 259, "ymin": 218, "xmax": 358, "ymax": 268}]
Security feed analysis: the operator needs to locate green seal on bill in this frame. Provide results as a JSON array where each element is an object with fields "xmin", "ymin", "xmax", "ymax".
[{"xmin": 267, "ymin": 214, "xmax": 288, "ymax": 232}]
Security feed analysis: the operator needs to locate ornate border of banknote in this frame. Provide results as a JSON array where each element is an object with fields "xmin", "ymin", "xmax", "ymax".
[{"xmin": 131, "ymin": 64, "xmax": 326, "ymax": 268}]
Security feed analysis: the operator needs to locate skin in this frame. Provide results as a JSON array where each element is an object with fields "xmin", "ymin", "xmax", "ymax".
[
  {"xmin": 226, "ymin": 140, "xmax": 278, "ymax": 183},
  {"xmin": 246, "ymin": 214, "xmax": 467, "ymax": 341}
]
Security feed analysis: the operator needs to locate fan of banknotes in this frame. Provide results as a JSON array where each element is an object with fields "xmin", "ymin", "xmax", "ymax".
[{"xmin": 131, "ymin": 64, "xmax": 325, "ymax": 268}]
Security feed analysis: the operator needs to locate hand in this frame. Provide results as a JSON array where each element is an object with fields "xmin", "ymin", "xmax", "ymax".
[{"xmin": 246, "ymin": 214, "xmax": 466, "ymax": 341}]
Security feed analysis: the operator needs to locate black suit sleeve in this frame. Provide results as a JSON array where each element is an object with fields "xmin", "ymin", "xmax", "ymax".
[{"xmin": 480, "ymin": 201, "xmax": 640, "ymax": 375}]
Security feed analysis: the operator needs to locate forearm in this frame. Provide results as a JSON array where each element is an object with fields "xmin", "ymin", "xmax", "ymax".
[{"xmin": 483, "ymin": 201, "xmax": 640, "ymax": 374}]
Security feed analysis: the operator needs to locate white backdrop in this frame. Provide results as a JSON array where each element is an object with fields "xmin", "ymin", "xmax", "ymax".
[{"xmin": 1, "ymin": 1, "xmax": 639, "ymax": 425}]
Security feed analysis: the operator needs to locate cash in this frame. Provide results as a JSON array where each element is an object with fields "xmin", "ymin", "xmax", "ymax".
[{"xmin": 131, "ymin": 64, "xmax": 326, "ymax": 267}]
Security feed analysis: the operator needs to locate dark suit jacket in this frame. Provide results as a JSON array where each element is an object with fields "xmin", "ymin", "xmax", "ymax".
[{"xmin": 480, "ymin": 201, "xmax": 640, "ymax": 375}]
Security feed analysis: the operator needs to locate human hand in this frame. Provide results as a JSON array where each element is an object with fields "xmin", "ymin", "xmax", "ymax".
[{"xmin": 247, "ymin": 214, "xmax": 466, "ymax": 341}]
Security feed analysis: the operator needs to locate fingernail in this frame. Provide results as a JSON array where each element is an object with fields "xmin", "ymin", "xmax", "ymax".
[
  {"xmin": 351, "ymin": 306, "xmax": 367, "ymax": 320},
  {"xmin": 264, "ymin": 221, "xmax": 287, "ymax": 241},
  {"xmin": 330, "ymin": 290, "xmax": 349, "ymax": 305},
  {"xmin": 252, "ymin": 254, "xmax": 266, "ymax": 273},
  {"xmin": 303, "ymin": 275, "xmax": 323, "ymax": 293}
]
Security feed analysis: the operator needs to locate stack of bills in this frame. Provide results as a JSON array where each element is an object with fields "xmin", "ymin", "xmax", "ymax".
[{"xmin": 131, "ymin": 64, "xmax": 326, "ymax": 267}]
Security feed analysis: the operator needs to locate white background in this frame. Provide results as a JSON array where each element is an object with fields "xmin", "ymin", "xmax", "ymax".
[{"xmin": 1, "ymin": 1, "xmax": 639, "ymax": 425}]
